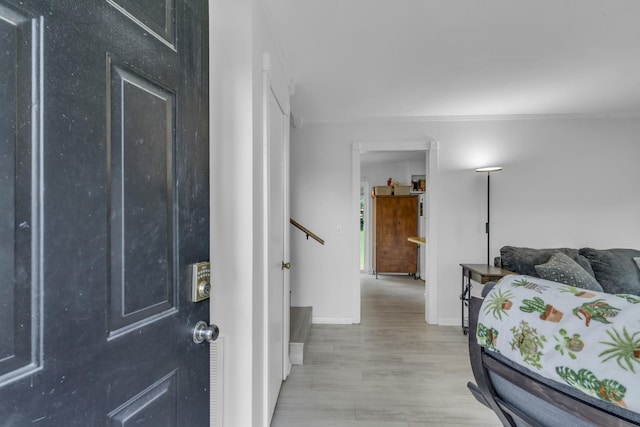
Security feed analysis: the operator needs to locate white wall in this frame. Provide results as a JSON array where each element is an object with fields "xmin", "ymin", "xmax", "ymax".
[
  {"xmin": 362, "ymin": 159, "xmax": 426, "ymax": 190},
  {"xmin": 210, "ymin": 1, "xmax": 253, "ymax": 425},
  {"xmin": 210, "ymin": 0, "xmax": 290, "ymax": 425},
  {"xmin": 290, "ymin": 117, "xmax": 640, "ymax": 325}
]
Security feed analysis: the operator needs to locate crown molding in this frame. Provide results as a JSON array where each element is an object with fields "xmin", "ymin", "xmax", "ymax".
[{"xmin": 299, "ymin": 111, "xmax": 640, "ymax": 125}]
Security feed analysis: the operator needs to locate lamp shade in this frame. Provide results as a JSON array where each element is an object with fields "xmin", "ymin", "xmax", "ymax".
[{"xmin": 475, "ymin": 166, "xmax": 503, "ymax": 173}]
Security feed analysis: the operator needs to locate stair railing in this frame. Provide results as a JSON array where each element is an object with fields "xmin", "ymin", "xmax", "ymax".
[{"xmin": 290, "ymin": 219, "xmax": 325, "ymax": 245}]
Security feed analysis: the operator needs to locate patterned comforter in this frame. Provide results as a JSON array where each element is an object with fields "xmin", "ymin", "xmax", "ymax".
[{"xmin": 477, "ymin": 275, "xmax": 640, "ymax": 413}]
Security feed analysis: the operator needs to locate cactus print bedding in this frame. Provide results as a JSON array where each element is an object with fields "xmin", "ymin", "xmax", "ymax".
[{"xmin": 478, "ymin": 275, "xmax": 640, "ymax": 413}]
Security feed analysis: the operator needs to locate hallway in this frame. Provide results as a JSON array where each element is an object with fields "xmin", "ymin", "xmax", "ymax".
[{"xmin": 271, "ymin": 274, "xmax": 501, "ymax": 426}]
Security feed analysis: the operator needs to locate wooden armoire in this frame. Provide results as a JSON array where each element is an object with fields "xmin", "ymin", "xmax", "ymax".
[{"xmin": 372, "ymin": 195, "xmax": 418, "ymax": 277}]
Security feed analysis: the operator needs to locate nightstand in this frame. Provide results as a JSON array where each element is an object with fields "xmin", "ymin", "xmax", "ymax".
[{"xmin": 459, "ymin": 264, "xmax": 513, "ymax": 335}]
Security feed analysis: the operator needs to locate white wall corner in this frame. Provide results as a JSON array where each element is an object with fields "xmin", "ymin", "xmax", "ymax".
[
  {"xmin": 291, "ymin": 112, "xmax": 303, "ymax": 129},
  {"xmin": 288, "ymin": 78, "xmax": 296, "ymax": 96},
  {"xmin": 262, "ymin": 51, "xmax": 271, "ymax": 72}
]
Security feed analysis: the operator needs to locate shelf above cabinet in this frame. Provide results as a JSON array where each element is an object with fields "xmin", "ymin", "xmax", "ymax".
[{"xmin": 410, "ymin": 174, "xmax": 426, "ymax": 193}]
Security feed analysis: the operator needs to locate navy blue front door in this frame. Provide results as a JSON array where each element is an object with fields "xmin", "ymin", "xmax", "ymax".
[{"xmin": 0, "ymin": 1, "xmax": 210, "ymax": 425}]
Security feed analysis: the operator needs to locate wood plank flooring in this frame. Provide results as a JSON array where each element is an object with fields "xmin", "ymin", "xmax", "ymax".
[{"xmin": 271, "ymin": 274, "xmax": 501, "ymax": 426}]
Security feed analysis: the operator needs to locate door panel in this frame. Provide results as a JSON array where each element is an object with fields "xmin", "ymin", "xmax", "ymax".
[
  {"xmin": 108, "ymin": 370, "xmax": 178, "ymax": 426},
  {"xmin": 0, "ymin": 2, "xmax": 40, "ymax": 385},
  {"xmin": 0, "ymin": 0, "xmax": 209, "ymax": 425},
  {"xmin": 108, "ymin": 58, "xmax": 177, "ymax": 334},
  {"xmin": 267, "ymin": 89, "xmax": 286, "ymax": 421},
  {"xmin": 107, "ymin": 0, "xmax": 176, "ymax": 47}
]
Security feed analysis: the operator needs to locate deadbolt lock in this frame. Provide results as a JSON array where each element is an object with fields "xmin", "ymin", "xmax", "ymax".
[
  {"xmin": 190, "ymin": 261, "xmax": 211, "ymax": 302},
  {"xmin": 198, "ymin": 281, "xmax": 211, "ymax": 298}
]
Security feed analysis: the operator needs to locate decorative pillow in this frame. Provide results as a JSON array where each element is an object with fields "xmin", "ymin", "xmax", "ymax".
[
  {"xmin": 500, "ymin": 246, "xmax": 595, "ymax": 278},
  {"xmin": 535, "ymin": 252, "xmax": 603, "ymax": 292},
  {"xmin": 635, "ymin": 257, "xmax": 640, "ymax": 271},
  {"xmin": 579, "ymin": 248, "xmax": 640, "ymax": 295}
]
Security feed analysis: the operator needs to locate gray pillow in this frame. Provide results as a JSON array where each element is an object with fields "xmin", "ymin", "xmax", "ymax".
[
  {"xmin": 635, "ymin": 257, "xmax": 640, "ymax": 271},
  {"xmin": 535, "ymin": 252, "xmax": 603, "ymax": 292},
  {"xmin": 579, "ymin": 248, "xmax": 640, "ymax": 295},
  {"xmin": 500, "ymin": 246, "xmax": 595, "ymax": 278}
]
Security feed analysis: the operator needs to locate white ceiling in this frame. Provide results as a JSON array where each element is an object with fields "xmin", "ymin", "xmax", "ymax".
[{"xmin": 265, "ymin": 0, "xmax": 640, "ymax": 123}]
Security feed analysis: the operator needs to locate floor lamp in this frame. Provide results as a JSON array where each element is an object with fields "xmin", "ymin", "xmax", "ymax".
[{"xmin": 476, "ymin": 166, "xmax": 503, "ymax": 265}]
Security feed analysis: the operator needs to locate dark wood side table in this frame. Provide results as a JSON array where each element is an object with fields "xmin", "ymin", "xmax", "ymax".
[{"xmin": 459, "ymin": 264, "xmax": 513, "ymax": 335}]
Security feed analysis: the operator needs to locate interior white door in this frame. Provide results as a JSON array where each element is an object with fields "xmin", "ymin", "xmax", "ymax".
[{"xmin": 267, "ymin": 88, "xmax": 287, "ymax": 421}]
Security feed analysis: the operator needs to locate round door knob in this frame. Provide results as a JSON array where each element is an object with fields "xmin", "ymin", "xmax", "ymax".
[{"xmin": 193, "ymin": 321, "xmax": 219, "ymax": 343}]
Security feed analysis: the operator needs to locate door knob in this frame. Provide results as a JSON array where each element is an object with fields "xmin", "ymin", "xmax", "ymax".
[
  {"xmin": 193, "ymin": 321, "xmax": 219, "ymax": 343},
  {"xmin": 281, "ymin": 262, "xmax": 291, "ymax": 270}
]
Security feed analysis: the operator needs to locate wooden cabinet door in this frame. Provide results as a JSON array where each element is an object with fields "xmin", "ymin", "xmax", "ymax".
[{"xmin": 373, "ymin": 196, "xmax": 418, "ymax": 274}]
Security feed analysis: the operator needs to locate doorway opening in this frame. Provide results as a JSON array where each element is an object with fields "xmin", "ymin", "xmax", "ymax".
[{"xmin": 351, "ymin": 141, "xmax": 439, "ymax": 325}]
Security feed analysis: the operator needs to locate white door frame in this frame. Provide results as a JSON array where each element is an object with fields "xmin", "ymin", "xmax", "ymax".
[
  {"xmin": 360, "ymin": 181, "xmax": 371, "ymax": 274},
  {"xmin": 262, "ymin": 52, "xmax": 290, "ymax": 424},
  {"xmin": 351, "ymin": 140, "xmax": 439, "ymax": 325},
  {"xmin": 282, "ymin": 97, "xmax": 291, "ymax": 382}
]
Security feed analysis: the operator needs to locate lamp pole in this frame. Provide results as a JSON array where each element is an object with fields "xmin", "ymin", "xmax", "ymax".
[
  {"xmin": 476, "ymin": 167, "xmax": 503, "ymax": 266},
  {"xmin": 486, "ymin": 172, "xmax": 490, "ymax": 265}
]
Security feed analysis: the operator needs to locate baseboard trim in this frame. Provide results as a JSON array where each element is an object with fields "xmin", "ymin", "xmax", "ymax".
[
  {"xmin": 312, "ymin": 317, "xmax": 353, "ymax": 325},
  {"xmin": 437, "ymin": 318, "xmax": 461, "ymax": 326}
]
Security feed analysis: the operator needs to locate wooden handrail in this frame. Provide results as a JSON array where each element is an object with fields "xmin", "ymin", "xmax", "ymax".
[{"xmin": 290, "ymin": 219, "xmax": 325, "ymax": 245}]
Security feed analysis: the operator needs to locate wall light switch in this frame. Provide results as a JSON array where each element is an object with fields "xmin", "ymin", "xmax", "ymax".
[{"xmin": 190, "ymin": 261, "xmax": 211, "ymax": 302}]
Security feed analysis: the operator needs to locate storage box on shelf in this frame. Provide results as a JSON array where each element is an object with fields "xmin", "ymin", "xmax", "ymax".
[
  {"xmin": 393, "ymin": 185, "xmax": 411, "ymax": 195},
  {"xmin": 373, "ymin": 186, "xmax": 393, "ymax": 196}
]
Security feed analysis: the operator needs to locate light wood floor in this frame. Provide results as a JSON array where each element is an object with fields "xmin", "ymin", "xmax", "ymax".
[{"xmin": 271, "ymin": 274, "xmax": 502, "ymax": 427}]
